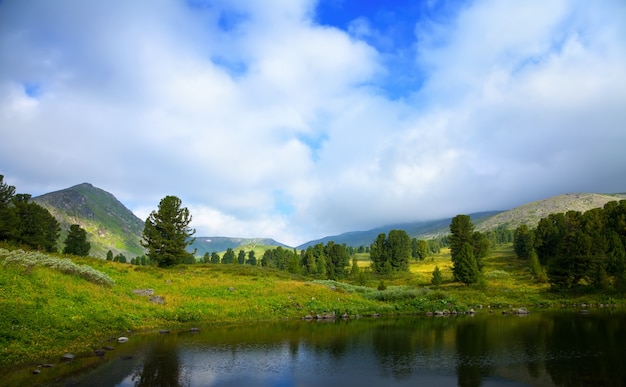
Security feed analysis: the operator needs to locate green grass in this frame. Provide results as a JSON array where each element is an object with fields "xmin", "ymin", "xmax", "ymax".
[{"xmin": 1, "ymin": 243, "xmax": 624, "ymax": 369}]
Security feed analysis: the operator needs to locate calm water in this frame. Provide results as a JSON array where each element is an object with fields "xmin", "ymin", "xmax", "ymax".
[{"xmin": 7, "ymin": 311, "xmax": 626, "ymax": 386}]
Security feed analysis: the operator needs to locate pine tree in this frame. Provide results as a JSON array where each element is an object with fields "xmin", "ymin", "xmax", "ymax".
[
  {"xmin": 454, "ymin": 242, "xmax": 480, "ymax": 285},
  {"xmin": 247, "ymin": 250, "xmax": 257, "ymax": 266},
  {"xmin": 222, "ymin": 248, "xmax": 235, "ymax": 264},
  {"xmin": 11, "ymin": 194, "xmax": 60, "ymax": 252},
  {"xmin": 450, "ymin": 215, "xmax": 481, "ymax": 284},
  {"xmin": 237, "ymin": 249, "xmax": 246, "ymax": 264},
  {"xmin": 63, "ymin": 224, "xmax": 91, "ymax": 256},
  {"xmin": 370, "ymin": 233, "xmax": 388, "ymax": 274},
  {"xmin": 450, "ymin": 215, "xmax": 474, "ymax": 263},
  {"xmin": 141, "ymin": 195, "xmax": 196, "ymax": 267},
  {"xmin": 431, "ymin": 265, "xmax": 443, "ymax": 286}
]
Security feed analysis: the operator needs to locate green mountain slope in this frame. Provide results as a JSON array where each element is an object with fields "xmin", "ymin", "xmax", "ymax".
[{"xmin": 33, "ymin": 183, "xmax": 145, "ymax": 259}]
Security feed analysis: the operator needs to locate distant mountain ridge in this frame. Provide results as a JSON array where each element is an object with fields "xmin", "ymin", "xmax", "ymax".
[
  {"xmin": 192, "ymin": 237, "xmax": 290, "ymax": 256},
  {"xmin": 32, "ymin": 183, "xmax": 626, "ymax": 258},
  {"xmin": 296, "ymin": 211, "xmax": 501, "ymax": 249}
]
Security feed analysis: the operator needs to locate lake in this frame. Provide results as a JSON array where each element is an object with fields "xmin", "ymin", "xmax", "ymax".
[{"xmin": 6, "ymin": 310, "xmax": 626, "ymax": 386}]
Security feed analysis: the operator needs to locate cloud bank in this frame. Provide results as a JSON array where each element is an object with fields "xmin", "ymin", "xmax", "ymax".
[{"xmin": 1, "ymin": 0, "xmax": 625, "ymax": 246}]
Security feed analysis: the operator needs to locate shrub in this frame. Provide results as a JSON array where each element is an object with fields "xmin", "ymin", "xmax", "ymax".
[
  {"xmin": 310, "ymin": 280, "xmax": 372, "ymax": 294},
  {"xmin": 365, "ymin": 286, "xmax": 423, "ymax": 302},
  {"xmin": 485, "ymin": 270, "xmax": 510, "ymax": 279},
  {"xmin": 0, "ymin": 248, "xmax": 114, "ymax": 286},
  {"xmin": 431, "ymin": 266, "xmax": 443, "ymax": 286},
  {"xmin": 426, "ymin": 289, "xmax": 449, "ymax": 301}
]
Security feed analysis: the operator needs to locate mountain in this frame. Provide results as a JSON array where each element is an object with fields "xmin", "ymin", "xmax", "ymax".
[
  {"xmin": 475, "ymin": 193, "xmax": 626, "ymax": 232},
  {"xmin": 191, "ymin": 237, "xmax": 290, "ymax": 256},
  {"xmin": 34, "ymin": 183, "xmax": 145, "ymax": 259},
  {"xmin": 296, "ymin": 211, "xmax": 501, "ymax": 249}
]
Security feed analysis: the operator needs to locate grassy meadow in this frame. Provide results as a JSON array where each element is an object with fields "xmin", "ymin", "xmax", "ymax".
[{"xmin": 1, "ymin": 243, "xmax": 623, "ymax": 369}]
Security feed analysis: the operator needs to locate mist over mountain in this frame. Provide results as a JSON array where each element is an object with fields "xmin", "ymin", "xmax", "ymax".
[{"xmin": 296, "ymin": 211, "xmax": 501, "ymax": 249}]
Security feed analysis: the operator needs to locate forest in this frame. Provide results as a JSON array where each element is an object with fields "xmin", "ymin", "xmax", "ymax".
[{"xmin": 513, "ymin": 200, "xmax": 626, "ymax": 291}]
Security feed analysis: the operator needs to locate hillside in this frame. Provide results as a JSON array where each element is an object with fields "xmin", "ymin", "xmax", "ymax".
[
  {"xmin": 475, "ymin": 193, "xmax": 626, "ymax": 232},
  {"xmin": 33, "ymin": 183, "xmax": 145, "ymax": 259}
]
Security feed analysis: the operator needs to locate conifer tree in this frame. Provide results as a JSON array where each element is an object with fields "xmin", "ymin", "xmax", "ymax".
[
  {"xmin": 450, "ymin": 215, "xmax": 483, "ymax": 284},
  {"xmin": 63, "ymin": 224, "xmax": 91, "ymax": 256},
  {"xmin": 222, "ymin": 248, "xmax": 235, "ymax": 264},
  {"xmin": 431, "ymin": 265, "xmax": 443, "ymax": 286},
  {"xmin": 142, "ymin": 195, "xmax": 196, "ymax": 267},
  {"xmin": 454, "ymin": 242, "xmax": 480, "ymax": 285},
  {"xmin": 11, "ymin": 194, "xmax": 60, "ymax": 252}
]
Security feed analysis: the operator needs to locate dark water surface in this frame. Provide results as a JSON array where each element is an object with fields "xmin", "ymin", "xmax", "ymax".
[{"xmin": 7, "ymin": 311, "xmax": 626, "ymax": 386}]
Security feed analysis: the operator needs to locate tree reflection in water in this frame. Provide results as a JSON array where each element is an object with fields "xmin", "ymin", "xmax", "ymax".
[
  {"xmin": 132, "ymin": 336, "xmax": 181, "ymax": 387},
  {"xmin": 64, "ymin": 311, "xmax": 626, "ymax": 387}
]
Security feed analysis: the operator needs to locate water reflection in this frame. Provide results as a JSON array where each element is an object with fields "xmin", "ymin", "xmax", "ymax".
[
  {"xmin": 456, "ymin": 318, "xmax": 492, "ymax": 387},
  {"xmin": 133, "ymin": 337, "xmax": 181, "ymax": 387},
  {"xmin": 24, "ymin": 311, "xmax": 626, "ymax": 386}
]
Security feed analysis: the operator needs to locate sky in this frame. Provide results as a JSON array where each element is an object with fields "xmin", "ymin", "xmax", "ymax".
[{"xmin": 1, "ymin": 0, "xmax": 625, "ymax": 247}]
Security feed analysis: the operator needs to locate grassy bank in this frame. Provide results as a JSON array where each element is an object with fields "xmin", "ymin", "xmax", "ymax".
[{"xmin": 1, "ymin": 244, "xmax": 623, "ymax": 369}]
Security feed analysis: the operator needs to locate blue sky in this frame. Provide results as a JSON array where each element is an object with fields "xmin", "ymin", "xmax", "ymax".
[{"xmin": 1, "ymin": 0, "xmax": 625, "ymax": 246}]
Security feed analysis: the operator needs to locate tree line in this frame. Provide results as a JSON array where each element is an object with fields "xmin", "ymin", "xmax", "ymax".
[
  {"xmin": 0, "ymin": 175, "xmax": 90, "ymax": 256},
  {"xmin": 513, "ymin": 200, "xmax": 626, "ymax": 291}
]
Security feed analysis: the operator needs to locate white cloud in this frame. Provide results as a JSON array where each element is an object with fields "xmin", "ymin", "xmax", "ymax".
[{"xmin": 1, "ymin": 0, "xmax": 625, "ymax": 246}]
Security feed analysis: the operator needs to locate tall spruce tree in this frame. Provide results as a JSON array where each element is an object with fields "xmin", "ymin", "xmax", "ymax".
[
  {"xmin": 431, "ymin": 265, "xmax": 443, "ymax": 286},
  {"xmin": 222, "ymin": 248, "xmax": 235, "ymax": 264},
  {"xmin": 237, "ymin": 249, "xmax": 246, "ymax": 264},
  {"xmin": 450, "ymin": 215, "xmax": 475, "ymax": 282},
  {"xmin": 450, "ymin": 215, "xmax": 474, "ymax": 261},
  {"xmin": 454, "ymin": 242, "xmax": 480, "ymax": 285},
  {"xmin": 63, "ymin": 224, "xmax": 91, "ymax": 256},
  {"xmin": 387, "ymin": 229, "xmax": 411, "ymax": 271},
  {"xmin": 370, "ymin": 233, "xmax": 388, "ymax": 274},
  {"xmin": 142, "ymin": 195, "xmax": 196, "ymax": 267}
]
